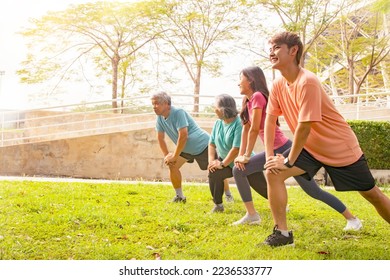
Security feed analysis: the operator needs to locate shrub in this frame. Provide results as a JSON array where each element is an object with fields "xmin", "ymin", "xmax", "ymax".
[{"xmin": 348, "ymin": 120, "xmax": 390, "ymax": 169}]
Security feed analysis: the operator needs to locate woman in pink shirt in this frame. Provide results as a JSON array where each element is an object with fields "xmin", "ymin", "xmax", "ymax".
[{"xmin": 232, "ymin": 66, "xmax": 361, "ymax": 231}]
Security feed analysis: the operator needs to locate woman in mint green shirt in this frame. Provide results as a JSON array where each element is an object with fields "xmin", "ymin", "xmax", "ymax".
[{"xmin": 208, "ymin": 94, "xmax": 265, "ymax": 213}]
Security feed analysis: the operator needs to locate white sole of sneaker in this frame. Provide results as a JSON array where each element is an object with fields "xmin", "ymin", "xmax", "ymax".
[{"xmin": 232, "ymin": 219, "xmax": 261, "ymax": 226}]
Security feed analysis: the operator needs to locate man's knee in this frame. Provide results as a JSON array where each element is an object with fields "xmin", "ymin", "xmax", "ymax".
[
  {"xmin": 265, "ymin": 172, "xmax": 286, "ymax": 185},
  {"xmin": 168, "ymin": 164, "xmax": 182, "ymax": 173}
]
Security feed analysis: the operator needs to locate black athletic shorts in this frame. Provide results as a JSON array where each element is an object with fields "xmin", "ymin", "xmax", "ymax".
[
  {"xmin": 283, "ymin": 148, "xmax": 375, "ymax": 192},
  {"xmin": 180, "ymin": 147, "xmax": 209, "ymax": 170}
]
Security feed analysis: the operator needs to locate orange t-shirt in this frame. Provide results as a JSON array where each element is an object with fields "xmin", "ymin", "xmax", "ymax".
[{"xmin": 267, "ymin": 68, "xmax": 362, "ymax": 166}]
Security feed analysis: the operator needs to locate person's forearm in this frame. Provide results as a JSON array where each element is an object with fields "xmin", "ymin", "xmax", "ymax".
[
  {"xmin": 159, "ymin": 143, "xmax": 169, "ymax": 156},
  {"xmin": 245, "ymin": 128, "xmax": 258, "ymax": 156},
  {"xmin": 173, "ymin": 134, "xmax": 188, "ymax": 158},
  {"xmin": 157, "ymin": 134, "xmax": 169, "ymax": 156},
  {"xmin": 239, "ymin": 124, "xmax": 249, "ymax": 155},
  {"xmin": 288, "ymin": 122, "xmax": 311, "ymax": 164},
  {"xmin": 208, "ymin": 144, "xmax": 216, "ymax": 162},
  {"xmin": 222, "ymin": 148, "xmax": 239, "ymax": 166},
  {"xmin": 264, "ymin": 117, "xmax": 276, "ymax": 159}
]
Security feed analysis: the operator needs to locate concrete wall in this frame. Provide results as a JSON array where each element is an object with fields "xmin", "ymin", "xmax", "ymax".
[
  {"xmin": 1, "ymin": 127, "xmax": 271, "ymax": 182},
  {"xmin": 1, "ymin": 128, "xmax": 164, "ymax": 181},
  {"xmin": 1, "ymin": 118, "xmax": 388, "ymax": 184},
  {"xmin": 0, "ymin": 123, "xmax": 288, "ymax": 182}
]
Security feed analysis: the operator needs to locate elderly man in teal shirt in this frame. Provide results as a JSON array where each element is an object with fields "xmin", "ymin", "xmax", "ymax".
[{"xmin": 151, "ymin": 91, "xmax": 211, "ymax": 203}]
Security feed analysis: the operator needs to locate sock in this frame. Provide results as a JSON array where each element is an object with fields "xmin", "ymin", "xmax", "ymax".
[
  {"xmin": 217, "ymin": 203, "xmax": 223, "ymax": 207},
  {"xmin": 225, "ymin": 190, "xmax": 232, "ymax": 196},
  {"xmin": 175, "ymin": 188, "xmax": 184, "ymax": 198},
  {"xmin": 279, "ymin": 230, "xmax": 290, "ymax": 237}
]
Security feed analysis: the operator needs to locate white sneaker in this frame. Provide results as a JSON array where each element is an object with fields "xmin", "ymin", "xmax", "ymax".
[
  {"xmin": 343, "ymin": 217, "xmax": 363, "ymax": 231},
  {"xmin": 232, "ymin": 212, "xmax": 261, "ymax": 225}
]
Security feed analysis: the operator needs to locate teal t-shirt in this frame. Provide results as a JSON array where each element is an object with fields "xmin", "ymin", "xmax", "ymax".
[
  {"xmin": 156, "ymin": 106, "xmax": 209, "ymax": 155},
  {"xmin": 209, "ymin": 116, "xmax": 242, "ymax": 167}
]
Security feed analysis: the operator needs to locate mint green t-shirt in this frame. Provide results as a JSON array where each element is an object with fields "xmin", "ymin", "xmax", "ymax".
[{"xmin": 209, "ymin": 116, "xmax": 242, "ymax": 167}]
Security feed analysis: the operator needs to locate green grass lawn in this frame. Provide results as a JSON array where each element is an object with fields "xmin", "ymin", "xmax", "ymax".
[{"xmin": 0, "ymin": 180, "xmax": 389, "ymax": 260}]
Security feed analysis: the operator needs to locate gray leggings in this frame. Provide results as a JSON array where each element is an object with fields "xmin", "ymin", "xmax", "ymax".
[{"xmin": 232, "ymin": 140, "xmax": 346, "ymax": 213}]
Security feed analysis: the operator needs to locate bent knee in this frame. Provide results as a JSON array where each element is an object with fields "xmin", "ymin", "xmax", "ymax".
[
  {"xmin": 265, "ymin": 171, "xmax": 289, "ymax": 184},
  {"xmin": 232, "ymin": 166, "xmax": 243, "ymax": 177}
]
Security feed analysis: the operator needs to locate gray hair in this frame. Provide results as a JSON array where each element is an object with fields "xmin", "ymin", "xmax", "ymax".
[
  {"xmin": 151, "ymin": 91, "xmax": 171, "ymax": 106},
  {"xmin": 215, "ymin": 94, "xmax": 238, "ymax": 119}
]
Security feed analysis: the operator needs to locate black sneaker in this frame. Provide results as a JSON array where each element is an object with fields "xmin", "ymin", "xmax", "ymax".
[
  {"xmin": 211, "ymin": 204, "xmax": 224, "ymax": 213},
  {"xmin": 171, "ymin": 195, "xmax": 186, "ymax": 203},
  {"xmin": 263, "ymin": 225, "xmax": 294, "ymax": 247}
]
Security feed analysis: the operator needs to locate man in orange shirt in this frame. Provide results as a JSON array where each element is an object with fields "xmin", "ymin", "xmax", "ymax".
[{"xmin": 263, "ymin": 31, "xmax": 390, "ymax": 247}]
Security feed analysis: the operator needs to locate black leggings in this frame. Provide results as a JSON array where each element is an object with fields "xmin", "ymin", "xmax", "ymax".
[{"xmin": 208, "ymin": 167, "xmax": 267, "ymax": 204}]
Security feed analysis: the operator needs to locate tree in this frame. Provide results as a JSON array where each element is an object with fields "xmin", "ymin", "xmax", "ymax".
[
  {"xmin": 258, "ymin": 0, "xmax": 347, "ymax": 67},
  {"xmin": 17, "ymin": 1, "xmax": 161, "ymax": 110},
  {"xmin": 310, "ymin": 0, "xmax": 390, "ymax": 101},
  {"xmin": 339, "ymin": 0, "xmax": 390, "ymax": 101},
  {"xmin": 152, "ymin": 0, "xmax": 250, "ymax": 114}
]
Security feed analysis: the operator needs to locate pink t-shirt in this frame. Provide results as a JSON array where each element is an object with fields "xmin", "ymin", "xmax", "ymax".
[
  {"xmin": 267, "ymin": 68, "xmax": 362, "ymax": 166},
  {"xmin": 247, "ymin": 91, "xmax": 289, "ymax": 149}
]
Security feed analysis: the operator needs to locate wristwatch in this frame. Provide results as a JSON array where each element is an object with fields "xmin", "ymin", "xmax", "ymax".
[
  {"xmin": 220, "ymin": 161, "xmax": 226, "ymax": 168},
  {"xmin": 284, "ymin": 157, "xmax": 294, "ymax": 168}
]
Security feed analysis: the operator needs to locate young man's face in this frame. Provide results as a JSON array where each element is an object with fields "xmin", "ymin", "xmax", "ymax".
[
  {"xmin": 269, "ymin": 43, "xmax": 296, "ymax": 70},
  {"xmin": 151, "ymin": 98, "xmax": 169, "ymax": 117}
]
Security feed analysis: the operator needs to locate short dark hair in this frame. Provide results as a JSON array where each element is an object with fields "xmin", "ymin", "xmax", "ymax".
[{"xmin": 269, "ymin": 31, "xmax": 303, "ymax": 65}]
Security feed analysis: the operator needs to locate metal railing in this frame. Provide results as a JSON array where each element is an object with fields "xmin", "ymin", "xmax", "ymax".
[{"xmin": 1, "ymin": 92, "xmax": 389, "ymax": 147}]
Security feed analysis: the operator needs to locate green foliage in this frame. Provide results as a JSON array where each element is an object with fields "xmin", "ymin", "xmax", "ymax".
[
  {"xmin": 309, "ymin": 0, "xmax": 390, "ymax": 94},
  {"xmin": 0, "ymin": 180, "xmax": 389, "ymax": 260},
  {"xmin": 15, "ymin": 0, "xmax": 389, "ymax": 104},
  {"xmin": 17, "ymin": 1, "xmax": 161, "ymax": 99},
  {"xmin": 348, "ymin": 120, "xmax": 390, "ymax": 169},
  {"xmin": 155, "ymin": 0, "xmax": 250, "ymax": 85}
]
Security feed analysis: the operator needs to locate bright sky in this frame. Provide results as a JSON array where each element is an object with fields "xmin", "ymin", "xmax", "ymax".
[
  {"xmin": 0, "ymin": 0, "xmax": 95, "ymax": 109},
  {"xmin": 0, "ymin": 0, "xmax": 256, "ymax": 110}
]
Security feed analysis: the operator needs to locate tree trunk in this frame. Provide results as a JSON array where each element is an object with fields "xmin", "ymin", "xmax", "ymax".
[
  {"xmin": 348, "ymin": 59, "xmax": 355, "ymax": 103},
  {"xmin": 120, "ymin": 68, "xmax": 127, "ymax": 114},
  {"xmin": 111, "ymin": 55, "xmax": 120, "ymax": 112},
  {"xmin": 193, "ymin": 65, "xmax": 201, "ymax": 117},
  {"xmin": 329, "ymin": 63, "xmax": 340, "ymax": 105}
]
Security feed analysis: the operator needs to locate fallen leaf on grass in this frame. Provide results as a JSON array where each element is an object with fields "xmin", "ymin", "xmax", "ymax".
[
  {"xmin": 317, "ymin": 251, "xmax": 330, "ymax": 255},
  {"xmin": 153, "ymin": 253, "xmax": 161, "ymax": 260},
  {"xmin": 117, "ymin": 235, "xmax": 129, "ymax": 240}
]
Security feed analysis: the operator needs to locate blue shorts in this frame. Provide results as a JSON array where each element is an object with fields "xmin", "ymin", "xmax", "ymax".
[
  {"xmin": 180, "ymin": 147, "xmax": 208, "ymax": 170},
  {"xmin": 283, "ymin": 149, "xmax": 375, "ymax": 192}
]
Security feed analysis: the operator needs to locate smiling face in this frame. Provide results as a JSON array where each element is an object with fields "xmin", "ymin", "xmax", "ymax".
[
  {"xmin": 238, "ymin": 72, "xmax": 253, "ymax": 97},
  {"xmin": 269, "ymin": 42, "xmax": 299, "ymax": 71}
]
